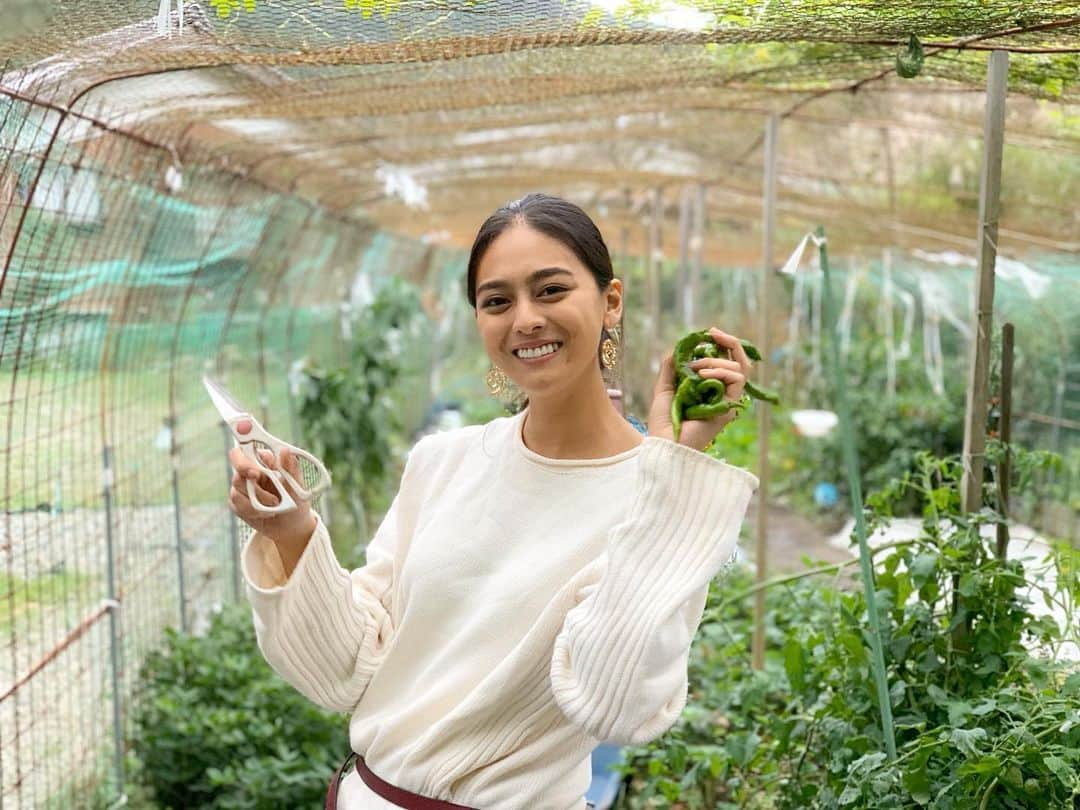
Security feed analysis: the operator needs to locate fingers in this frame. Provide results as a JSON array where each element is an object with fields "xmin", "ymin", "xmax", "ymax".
[
  {"xmin": 279, "ymin": 448, "xmax": 301, "ymax": 476},
  {"xmin": 695, "ymin": 366, "xmax": 746, "ymax": 398},
  {"xmin": 230, "ymin": 477, "xmax": 282, "ymax": 509},
  {"xmin": 708, "ymin": 328, "xmax": 752, "ymax": 374},
  {"xmin": 689, "ymin": 357, "xmax": 741, "ymax": 372},
  {"xmin": 227, "ymin": 446, "xmax": 289, "ymax": 508},
  {"xmin": 654, "ymin": 352, "xmax": 676, "ymax": 393},
  {"xmin": 229, "ymin": 446, "xmax": 278, "ymax": 478}
]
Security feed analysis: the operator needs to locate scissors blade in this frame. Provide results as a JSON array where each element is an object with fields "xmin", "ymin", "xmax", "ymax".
[{"xmin": 202, "ymin": 374, "xmax": 249, "ymax": 423}]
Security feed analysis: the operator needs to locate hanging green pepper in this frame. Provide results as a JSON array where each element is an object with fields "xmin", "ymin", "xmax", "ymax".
[
  {"xmin": 670, "ymin": 329, "xmax": 781, "ymax": 441},
  {"xmin": 896, "ymin": 34, "xmax": 924, "ymax": 79}
]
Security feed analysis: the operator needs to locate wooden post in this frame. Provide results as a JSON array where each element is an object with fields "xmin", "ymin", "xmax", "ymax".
[
  {"xmin": 881, "ymin": 126, "xmax": 898, "ymax": 398},
  {"xmin": 647, "ymin": 187, "xmax": 663, "ymax": 373},
  {"xmin": 752, "ymin": 114, "xmax": 778, "ymax": 671},
  {"xmin": 688, "ymin": 184, "xmax": 704, "ymax": 329},
  {"xmin": 677, "ymin": 184, "xmax": 691, "ymax": 327},
  {"xmin": 996, "ymin": 322, "xmax": 1014, "ymax": 560},
  {"xmin": 960, "ymin": 50, "xmax": 1009, "ymax": 516}
]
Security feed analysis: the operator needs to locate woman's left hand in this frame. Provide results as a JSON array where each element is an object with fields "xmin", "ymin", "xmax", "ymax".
[{"xmin": 646, "ymin": 327, "xmax": 752, "ymax": 452}]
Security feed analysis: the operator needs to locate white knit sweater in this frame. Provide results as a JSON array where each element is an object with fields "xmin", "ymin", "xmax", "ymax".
[{"xmin": 242, "ymin": 407, "xmax": 759, "ymax": 809}]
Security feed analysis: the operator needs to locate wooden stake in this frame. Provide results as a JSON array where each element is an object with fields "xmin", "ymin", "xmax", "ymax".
[
  {"xmin": 960, "ymin": 50, "xmax": 1009, "ymax": 515},
  {"xmin": 677, "ymin": 184, "xmax": 691, "ymax": 327},
  {"xmin": 996, "ymin": 322, "xmax": 1014, "ymax": 560},
  {"xmin": 752, "ymin": 114, "xmax": 778, "ymax": 672},
  {"xmin": 688, "ymin": 184, "xmax": 704, "ymax": 329},
  {"xmin": 647, "ymin": 187, "xmax": 663, "ymax": 373}
]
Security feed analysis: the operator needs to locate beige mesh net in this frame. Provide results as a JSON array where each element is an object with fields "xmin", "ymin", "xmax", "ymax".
[{"xmin": 1, "ymin": 2, "xmax": 1078, "ymax": 807}]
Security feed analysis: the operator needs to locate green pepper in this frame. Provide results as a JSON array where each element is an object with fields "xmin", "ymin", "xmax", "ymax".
[
  {"xmin": 670, "ymin": 329, "xmax": 781, "ymax": 441},
  {"xmin": 896, "ymin": 34, "xmax": 924, "ymax": 79}
]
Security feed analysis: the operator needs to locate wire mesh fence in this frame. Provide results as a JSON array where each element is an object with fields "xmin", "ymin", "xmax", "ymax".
[{"xmin": 1, "ymin": 2, "xmax": 1077, "ymax": 807}]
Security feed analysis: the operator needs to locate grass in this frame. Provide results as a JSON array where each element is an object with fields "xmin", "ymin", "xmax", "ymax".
[{"xmin": 0, "ymin": 568, "xmax": 100, "ymax": 634}]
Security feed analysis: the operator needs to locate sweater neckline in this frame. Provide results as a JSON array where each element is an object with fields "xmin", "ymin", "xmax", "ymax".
[{"xmin": 513, "ymin": 407, "xmax": 643, "ymax": 468}]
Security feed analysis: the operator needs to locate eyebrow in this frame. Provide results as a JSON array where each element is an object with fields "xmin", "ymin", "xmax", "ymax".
[{"xmin": 475, "ymin": 267, "xmax": 573, "ymax": 296}]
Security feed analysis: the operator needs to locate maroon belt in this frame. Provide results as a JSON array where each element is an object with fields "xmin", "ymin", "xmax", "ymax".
[{"xmin": 325, "ymin": 751, "xmax": 478, "ymax": 810}]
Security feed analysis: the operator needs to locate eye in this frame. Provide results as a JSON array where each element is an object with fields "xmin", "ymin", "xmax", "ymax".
[
  {"xmin": 540, "ymin": 285, "xmax": 567, "ymax": 296},
  {"xmin": 481, "ymin": 297, "xmax": 507, "ymax": 309}
]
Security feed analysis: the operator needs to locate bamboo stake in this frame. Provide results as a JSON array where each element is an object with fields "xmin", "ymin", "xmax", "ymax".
[
  {"xmin": 960, "ymin": 50, "xmax": 1009, "ymax": 514},
  {"xmin": 752, "ymin": 114, "xmax": 777, "ymax": 671},
  {"xmin": 996, "ymin": 322, "xmax": 1014, "ymax": 560},
  {"xmin": 677, "ymin": 184, "xmax": 691, "ymax": 328},
  {"xmin": 647, "ymin": 187, "xmax": 662, "ymax": 373},
  {"xmin": 957, "ymin": 50, "xmax": 1008, "ymax": 649},
  {"xmin": 688, "ymin": 183, "xmax": 704, "ymax": 329},
  {"xmin": 816, "ymin": 225, "xmax": 897, "ymax": 760}
]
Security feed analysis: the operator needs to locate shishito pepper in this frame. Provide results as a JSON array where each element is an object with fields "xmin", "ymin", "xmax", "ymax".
[{"xmin": 670, "ymin": 329, "xmax": 781, "ymax": 441}]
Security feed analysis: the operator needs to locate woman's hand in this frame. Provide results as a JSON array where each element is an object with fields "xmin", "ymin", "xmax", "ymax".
[
  {"xmin": 647, "ymin": 327, "xmax": 751, "ymax": 452},
  {"xmin": 227, "ymin": 420, "xmax": 316, "ymax": 547}
]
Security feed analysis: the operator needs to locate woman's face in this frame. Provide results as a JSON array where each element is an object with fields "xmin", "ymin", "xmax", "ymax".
[{"xmin": 473, "ymin": 222, "xmax": 621, "ymax": 402}]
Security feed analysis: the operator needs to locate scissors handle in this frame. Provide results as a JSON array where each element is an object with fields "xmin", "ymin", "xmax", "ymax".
[{"xmin": 229, "ymin": 415, "xmax": 332, "ymax": 515}]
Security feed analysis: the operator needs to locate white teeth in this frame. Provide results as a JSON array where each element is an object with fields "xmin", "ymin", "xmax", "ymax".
[{"xmin": 515, "ymin": 342, "xmax": 561, "ymax": 359}]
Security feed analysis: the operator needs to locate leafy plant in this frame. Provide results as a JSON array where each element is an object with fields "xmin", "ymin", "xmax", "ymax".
[
  {"xmin": 131, "ymin": 603, "xmax": 347, "ymax": 809},
  {"xmin": 293, "ymin": 275, "xmax": 426, "ymax": 564},
  {"xmin": 615, "ymin": 445, "xmax": 1079, "ymax": 809},
  {"xmin": 803, "ymin": 335, "xmax": 965, "ymax": 508}
]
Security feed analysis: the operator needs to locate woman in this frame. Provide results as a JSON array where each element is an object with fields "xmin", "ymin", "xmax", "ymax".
[{"xmin": 228, "ymin": 193, "xmax": 759, "ymax": 809}]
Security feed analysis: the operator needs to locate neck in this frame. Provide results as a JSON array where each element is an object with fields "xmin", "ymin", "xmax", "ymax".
[{"xmin": 520, "ymin": 374, "xmax": 643, "ymax": 459}]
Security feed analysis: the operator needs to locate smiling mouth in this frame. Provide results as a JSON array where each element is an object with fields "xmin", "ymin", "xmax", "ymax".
[{"xmin": 512, "ymin": 341, "xmax": 563, "ymax": 360}]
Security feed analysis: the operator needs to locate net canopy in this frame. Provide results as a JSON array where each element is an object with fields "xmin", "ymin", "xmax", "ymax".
[
  {"xmin": 1, "ymin": 1, "xmax": 1078, "ymax": 257},
  {"xmin": 1, "ymin": 4, "xmax": 1078, "ymax": 807}
]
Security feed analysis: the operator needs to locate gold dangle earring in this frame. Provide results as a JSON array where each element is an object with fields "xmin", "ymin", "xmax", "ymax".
[
  {"xmin": 600, "ymin": 326, "xmax": 619, "ymax": 370},
  {"xmin": 485, "ymin": 365, "xmax": 509, "ymax": 397}
]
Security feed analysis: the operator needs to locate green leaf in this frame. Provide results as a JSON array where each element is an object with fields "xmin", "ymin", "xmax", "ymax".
[
  {"xmin": 926, "ymin": 684, "xmax": 949, "ymax": 706},
  {"xmin": 784, "ymin": 638, "xmax": 807, "ymax": 691},
  {"xmin": 949, "ymin": 727, "xmax": 988, "ymax": 758},
  {"xmin": 889, "ymin": 678, "xmax": 907, "ymax": 708},
  {"xmin": 725, "ymin": 731, "xmax": 760, "ymax": 768},
  {"xmin": 902, "ymin": 750, "xmax": 932, "ymax": 805},
  {"xmin": 1044, "ymin": 755, "xmax": 1075, "ymax": 788},
  {"xmin": 1062, "ymin": 672, "xmax": 1080, "ymax": 695},
  {"xmin": 909, "ymin": 552, "xmax": 937, "ymax": 585},
  {"xmin": 838, "ymin": 785, "xmax": 861, "ymax": 805},
  {"xmin": 947, "ymin": 700, "xmax": 973, "ymax": 727},
  {"xmin": 957, "ymin": 755, "xmax": 1000, "ymax": 776}
]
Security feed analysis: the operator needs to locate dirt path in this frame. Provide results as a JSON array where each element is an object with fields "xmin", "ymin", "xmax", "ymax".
[{"xmin": 743, "ymin": 501, "xmax": 851, "ymax": 574}]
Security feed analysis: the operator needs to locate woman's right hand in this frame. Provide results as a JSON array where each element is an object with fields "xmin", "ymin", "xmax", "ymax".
[{"xmin": 227, "ymin": 420, "xmax": 316, "ymax": 546}]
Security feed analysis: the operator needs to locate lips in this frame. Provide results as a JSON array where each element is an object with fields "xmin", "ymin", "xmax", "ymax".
[
  {"xmin": 512, "ymin": 341, "xmax": 562, "ymax": 355},
  {"xmin": 513, "ymin": 341, "xmax": 563, "ymax": 361}
]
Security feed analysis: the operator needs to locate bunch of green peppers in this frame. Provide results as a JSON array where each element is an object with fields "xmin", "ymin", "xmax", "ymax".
[{"xmin": 670, "ymin": 329, "xmax": 781, "ymax": 441}]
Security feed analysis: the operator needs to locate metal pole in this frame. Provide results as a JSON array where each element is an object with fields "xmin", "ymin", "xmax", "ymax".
[
  {"xmin": 752, "ymin": 114, "xmax": 778, "ymax": 671},
  {"xmin": 960, "ymin": 50, "xmax": 1009, "ymax": 515},
  {"xmin": 101, "ymin": 445, "xmax": 126, "ymax": 801},
  {"xmin": 222, "ymin": 421, "xmax": 241, "ymax": 602},
  {"xmin": 169, "ymin": 415, "xmax": 188, "ymax": 633}
]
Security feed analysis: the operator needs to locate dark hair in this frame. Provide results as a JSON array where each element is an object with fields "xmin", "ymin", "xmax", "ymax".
[{"xmin": 465, "ymin": 193, "xmax": 617, "ymax": 403}]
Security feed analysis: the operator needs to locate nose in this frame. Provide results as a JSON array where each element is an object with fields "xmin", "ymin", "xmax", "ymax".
[{"xmin": 511, "ymin": 298, "xmax": 545, "ymax": 336}]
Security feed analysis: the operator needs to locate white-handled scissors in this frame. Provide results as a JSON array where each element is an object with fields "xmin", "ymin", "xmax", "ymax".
[{"xmin": 203, "ymin": 374, "xmax": 332, "ymax": 515}]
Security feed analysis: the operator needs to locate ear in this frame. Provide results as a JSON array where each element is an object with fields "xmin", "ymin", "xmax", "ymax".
[{"xmin": 604, "ymin": 277, "xmax": 624, "ymax": 329}]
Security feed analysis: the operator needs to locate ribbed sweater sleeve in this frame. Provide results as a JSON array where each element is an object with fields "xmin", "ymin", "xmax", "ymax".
[
  {"xmin": 240, "ymin": 441, "xmax": 427, "ymax": 714},
  {"xmin": 549, "ymin": 436, "xmax": 759, "ymax": 745}
]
